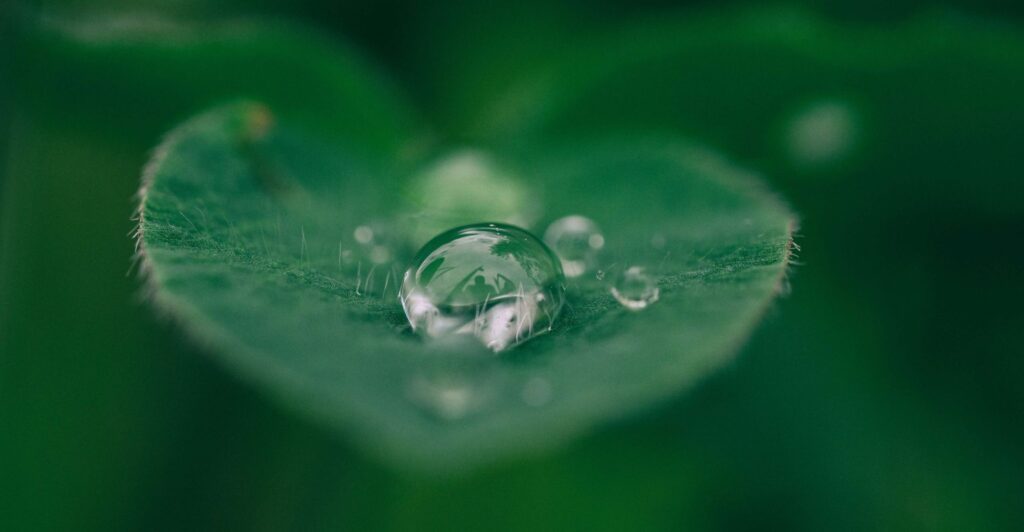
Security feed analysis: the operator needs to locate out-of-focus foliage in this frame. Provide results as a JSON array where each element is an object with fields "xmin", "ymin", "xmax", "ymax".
[{"xmin": 2, "ymin": 1, "xmax": 1022, "ymax": 531}]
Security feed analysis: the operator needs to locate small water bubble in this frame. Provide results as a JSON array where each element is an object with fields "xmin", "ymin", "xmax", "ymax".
[
  {"xmin": 400, "ymin": 223, "xmax": 566, "ymax": 353},
  {"xmin": 338, "ymin": 246, "xmax": 353, "ymax": 265},
  {"xmin": 521, "ymin": 377, "xmax": 552, "ymax": 407},
  {"xmin": 406, "ymin": 374, "xmax": 484, "ymax": 421},
  {"xmin": 611, "ymin": 266, "xmax": 660, "ymax": 311},
  {"xmin": 369, "ymin": 245, "xmax": 391, "ymax": 264},
  {"xmin": 353, "ymin": 222, "xmax": 398, "ymax": 265},
  {"xmin": 353, "ymin": 225, "xmax": 374, "ymax": 244},
  {"xmin": 543, "ymin": 215, "xmax": 604, "ymax": 278}
]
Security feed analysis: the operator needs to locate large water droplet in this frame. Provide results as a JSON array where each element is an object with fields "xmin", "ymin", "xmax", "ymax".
[
  {"xmin": 611, "ymin": 266, "xmax": 660, "ymax": 311},
  {"xmin": 543, "ymin": 215, "xmax": 604, "ymax": 278},
  {"xmin": 400, "ymin": 223, "xmax": 566, "ymax": 353}
]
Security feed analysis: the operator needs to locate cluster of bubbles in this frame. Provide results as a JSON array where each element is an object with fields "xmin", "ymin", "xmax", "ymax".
[
  {"xmin": 543, "ymin": 215, "xmax": 659, "ymax": 312},
  {"xmin": 397, "ymin": 213, "xmax": 662, "ymax": 356},
  {"xmin": 335, "ymin": 221, "xmax": 406, "ymax": 298},
  {"xmin": 406, "ymin": 371, "xmax": 555, "ymax": 421},
  {"xmin": 337, "ymin": 151, "xmax": 667, "ymax": 417},
  {"xmin": 395, "ymin": 215, "xmax": 661, "ymax": 420},
  {"xmin": 353, "ymin": 224, "xmax": 393, "ymax": 265}
]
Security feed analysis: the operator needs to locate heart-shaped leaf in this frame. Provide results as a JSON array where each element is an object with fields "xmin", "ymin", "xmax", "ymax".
[{"xmin": 137, "ymin": 101, "xmax": 794, "ymax": 470}]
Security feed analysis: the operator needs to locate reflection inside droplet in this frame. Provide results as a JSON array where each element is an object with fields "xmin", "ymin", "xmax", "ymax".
[
  {"xmin": 400, "ymin": 223, "xmax": 566, "ymax": 353},
  {"xmin": 611, "ymin": 266, "xmax": 660, "ymax": 311},
  {"xmin": 543, "ymin": 215, "xmax": 604, "ymax": 278}
]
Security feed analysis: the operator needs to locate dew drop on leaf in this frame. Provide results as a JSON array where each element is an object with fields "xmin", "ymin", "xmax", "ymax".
[
  {"xmin": 353, "ymin": 225, "xmax": 374, "ymax": 244},
  {"xmin": 406, "ymin": 374, "xmax": 487, "ymax": 421},
  {"xmin": 543, "ymin": 215, "xmax": 604, "ymax": 278},
  {"xmin": 352, "ymin": 222, "xmax": 400, "ymax": 265},
  {"xmin": 611, "ymin": 266, "xmax": 660, "ymax": 311},
  {"xmin": 399, "ymin": 223, "xmax": 566, "ymax": 353}
]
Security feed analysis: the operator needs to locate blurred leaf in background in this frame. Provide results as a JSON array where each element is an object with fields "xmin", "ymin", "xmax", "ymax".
[{"xmin": 2, "ymin": 1, "xmax": 1023, "ymax": 531}]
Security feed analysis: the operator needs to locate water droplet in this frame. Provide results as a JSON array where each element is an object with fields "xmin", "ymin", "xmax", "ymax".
[
  {"xmin": 400, "ymin": 223, "xmax": 566, "ymax": 353},
  {"xmin": 521, "ymin": 377, "xmax": 552, "ymax": 407},
  {"xmin": 369, "ymin": 245, "xmax": 391, "ymax": 264},
  {"xmin": 611, "ymin": 266, "xmax": 660, "ymax": 311},
  {"xmin": 595, "ymin": 269, "xmax": 606, "ymax": 281},
  {"xmin": 786, "ymin": 99, "xmax": 858, "ymax": 168},
  {"xmin": 406, "ymin": 374, "xmax": 485, "ymax": 421},
  {"xmin": 352, "ymin": 222, "xmax": 398, "ymax": 265},
  {"xmin": 543, "ymin": 215, "xmax": 604, "ymax": 278},
  {"xmin": 353, "ymin": 225, "xmax": 374, "ymax": 244}
]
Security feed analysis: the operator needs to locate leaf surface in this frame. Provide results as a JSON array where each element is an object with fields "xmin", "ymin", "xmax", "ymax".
[{"xmin": 138, "ymin": 102, "xmax": 794, "ymax": 470}]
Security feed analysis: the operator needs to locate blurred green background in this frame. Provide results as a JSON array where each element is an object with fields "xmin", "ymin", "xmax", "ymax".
[{"xmin": 2, "ymin": 1, "xmax": 1023, "ymax": 530}]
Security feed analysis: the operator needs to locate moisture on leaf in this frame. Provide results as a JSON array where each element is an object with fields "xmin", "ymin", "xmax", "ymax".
[{"xmin": 136, "ymin": 102, "xmax": 795, "ymax": 470}]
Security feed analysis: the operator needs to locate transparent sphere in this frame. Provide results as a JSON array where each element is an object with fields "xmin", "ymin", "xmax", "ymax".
[
  {"xmin": 400, "ymin": 223, "xmax": 566, "ymax": 353},
  {"xmin": 611, "ymin": 266, "xmax": 660, "ymax": 311},
  {"xmin": 543, "ymin": 215, "xmax": 604, "ymax": 278}
]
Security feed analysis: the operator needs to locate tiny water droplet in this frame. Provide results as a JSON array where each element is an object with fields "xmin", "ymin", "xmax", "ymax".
[
  {"xmin": 353, "ymin": 222, "xmax": 398, "ymax": 265},
  {"xmin": 611, "ymin": 266, "xmax": 660, "ymax": 311},
  {"xmin": 369, "ymin": 245, "xmax": 391, "ymax": 264},
  {"xmin": 543, "ymin": 215, "xmax": 604, "ymax": 278},
  {"xmin": 521, "ymin": 377, "xmax": 552, "ymax": 407},
  {"xmin": 406, "ymin": 374, "xmax": 484, "ymax": 421},
  {"xmin": 353, "ymin": 225, "xmax": 374, "ymax": 244},
  {"xmin": 400, "ymin": 223, "xmax": 566, "ymax": 353},
  {"xmin": 595, "ymin": 269, "xmax": 606, "ymax": 281}
]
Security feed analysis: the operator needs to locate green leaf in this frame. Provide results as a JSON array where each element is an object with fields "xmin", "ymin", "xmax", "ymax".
[{"xmin": 137, "ymin": 102, "xmax": 794, "ymax": 470}]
